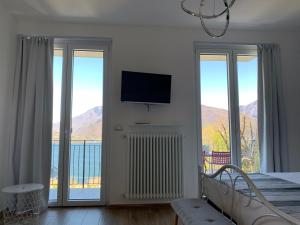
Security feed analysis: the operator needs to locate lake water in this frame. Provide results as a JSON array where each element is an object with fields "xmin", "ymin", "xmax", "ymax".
[{"xmin": 51, "ymin": 142, "xmax": 102, "ymax": 185}]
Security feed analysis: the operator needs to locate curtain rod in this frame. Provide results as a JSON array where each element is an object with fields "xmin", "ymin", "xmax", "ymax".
[
  {"xmin": 194, "ymin": 41, "xmax": 278, "ymax": 47},
  {"xmin": 18, "ymin": 34, "xmax": 112, "ymax": 42}
]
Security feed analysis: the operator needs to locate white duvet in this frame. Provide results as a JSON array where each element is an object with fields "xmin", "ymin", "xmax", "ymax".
[{"xmin": 267, "ymin": 172, "xmax": 300, "ymax": 185}]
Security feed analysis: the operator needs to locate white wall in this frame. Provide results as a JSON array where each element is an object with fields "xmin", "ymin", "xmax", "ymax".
[
  {"xmin": 0, "ymin": 3, "xmax": 16, "ymax": 190},
  {"xmin": 16, "ymin": 20, "xmax": 300, "ymax": 205}
]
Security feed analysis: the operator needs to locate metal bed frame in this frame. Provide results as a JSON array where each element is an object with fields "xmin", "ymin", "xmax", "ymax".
[{"xmin": 200, "ymin": 164, "xmax": 300, "ymax": 225}]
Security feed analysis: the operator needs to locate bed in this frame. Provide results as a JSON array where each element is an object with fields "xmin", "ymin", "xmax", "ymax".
[{"xmin": 200, "ymin": 165, "xmax": 300, "ymax": 225}]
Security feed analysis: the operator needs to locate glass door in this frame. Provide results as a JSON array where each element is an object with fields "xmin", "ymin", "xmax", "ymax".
[
  {"xmin": 50, "ymin": 41, "xmax": 109, "ymax": 206},
  {"xmin": 199, "ymin": 53, "xmax": 232, "ymax": 174},
  {"xmin": 197, "ymin": 46, "xmax": 259, "ymax": 174},
  {"xmin": 236, "ymin": 53, "xmax": 260, "ymax": 173},
  {"xmin": 49, "ymin": 48, "xmax": 64, "ymax": 204}
]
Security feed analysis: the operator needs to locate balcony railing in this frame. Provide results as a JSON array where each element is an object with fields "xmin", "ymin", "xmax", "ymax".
[
  {"xmin": 50, "ymin": 140, "xmax": 102, "ymax": 190},
  {"xmin": 202, "ymin": 151, "xmax": 259, "ymax": 174}
]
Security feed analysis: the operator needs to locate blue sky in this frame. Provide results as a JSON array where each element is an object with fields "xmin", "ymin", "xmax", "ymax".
[
  {"xmin": 200, "ymin": 57, "xmax": 258, "ymax": 110},
  {"xmin": 53, "ymin": 55, "xmax": 103, "ymax": 122}
]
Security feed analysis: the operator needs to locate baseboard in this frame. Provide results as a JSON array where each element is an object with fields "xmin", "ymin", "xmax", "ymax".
[
  {"xmin": 107, "ymin": 203, "xmax": 171, "ymax": 208},
  {"xmin": 47, "ymin": 203, "xmax": 171, "ymax": 209},
  {"xmin": 48, "ymin": 205, "xmax": 106, "ymax": 208}
]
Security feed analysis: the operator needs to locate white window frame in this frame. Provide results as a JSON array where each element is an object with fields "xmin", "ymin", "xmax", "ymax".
[
  {"xmin": 194, "ymin": 43, "xmax": 258, "ymax": 169},
  {"xmin": 49, "ymin": 38, "xmax": 112, "ymax": 207}
]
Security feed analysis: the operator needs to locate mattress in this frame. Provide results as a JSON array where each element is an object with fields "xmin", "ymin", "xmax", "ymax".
[
  {"xmin": 221, "ymin": 172, "xmax": 300, "ymax": 221},
  {"xmin": 267, "ymin": 172, "xmax": 300, "ymax": 185}
]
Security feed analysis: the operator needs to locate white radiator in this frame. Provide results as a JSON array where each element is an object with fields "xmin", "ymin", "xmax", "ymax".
[{"xmin": 125, "ymin": 132, "xmax": 183, "ymax": 200}]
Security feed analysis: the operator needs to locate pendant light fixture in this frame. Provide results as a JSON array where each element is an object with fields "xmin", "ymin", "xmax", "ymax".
[{"xmin": 181, "ymin": 0, "xmax": 236, "ymax": 38}]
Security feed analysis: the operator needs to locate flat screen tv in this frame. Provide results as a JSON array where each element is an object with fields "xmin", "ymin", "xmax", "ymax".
[{"xmin": 121, "ymin": 71, "xmax": 172, "ymax": 104}]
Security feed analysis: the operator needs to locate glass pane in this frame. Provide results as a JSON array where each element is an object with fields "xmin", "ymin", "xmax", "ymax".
[
  {"xmin": 49, "ymin": 49, "xmax": 64, "ymax": 202},
  {"xmin": 237, "ymin": 55, "xmax": 260, "ymax": 173},
  {"xmin": 68, "ymin": 50, "xmax": 104, "ymax": 200},
  {"xmin": 200, "ymin": 54, "xmax": 231, "ymax": 174}
]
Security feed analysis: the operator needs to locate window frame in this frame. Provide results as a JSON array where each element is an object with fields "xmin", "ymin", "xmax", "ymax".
[
  {"xmin": 49, "ymin": 38, "xmax": 112, "ymax": 207},
  {"xmin": 194, "ymin": 43, "xmax": 258, "ymax": 169}
]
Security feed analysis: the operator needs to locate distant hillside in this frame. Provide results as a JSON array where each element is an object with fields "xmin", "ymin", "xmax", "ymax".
[
  {"xmin": 201, "ymin": 101, "xmax": 258, "ymax": 152},
  {"xmin": 52, "ymin": 106, "xmax": 103, "ymax": 140},
  {"xmin": 52, "ymin": 101, "xmax": 257, "ymax": 140},
  {"xmin": 201, "ymin": 100, "xmax": 257, "ymax": 126},
  {"xmin": 201, "ymin": 105, "xmax": 229, "ymax": 126},
  {"xmin": 240, "ymin": 100, "xmax": 257, "ymax": 118}
]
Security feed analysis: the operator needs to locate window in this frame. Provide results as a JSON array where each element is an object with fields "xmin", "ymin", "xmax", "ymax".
[
  {"xmin": 49, "ymin": 39, "xmax": 111, "ymax": 206},
  {"xmin": 197, "ymin": 46, "xmax": 259, "ymax": 173}
]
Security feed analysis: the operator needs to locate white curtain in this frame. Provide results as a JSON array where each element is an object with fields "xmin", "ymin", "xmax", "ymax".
[
  {"xmin": 258, "ymin": 44, "xmax": 289, "ymax": 173},
  {"xmin": 8, "ymin": 36, "xmax": 53, "ymax": 210}
]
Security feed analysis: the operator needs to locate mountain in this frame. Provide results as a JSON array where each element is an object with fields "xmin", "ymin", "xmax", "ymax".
[
  {"xmin": 201, "ymin": 100, "xmax": 257, "ymax": 126},
  {"xmin": 52, "ymin": 101, "xmax": 257, "ymax": 140},
  {"xmin": 201, "ymin": 105, "xmax": 229, "ymax": 126},
  {"xmin": 72, "ymin": 106, "xmax": 103, "ymax": 139},
  {"xmin": 52, "ymin": 106, "xmax": 103, "ymax": 140},
  {"xmin": 201, "ymin": 102, "xmax": 258, "ymax": 150},
  {"xmin": 239, "ymin": 100, "xmax": 257, "ymax": 118}
]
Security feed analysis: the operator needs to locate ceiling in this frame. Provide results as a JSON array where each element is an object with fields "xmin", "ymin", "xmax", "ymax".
[{"xmin": 3, "ymin": 0, "xmax": 300, "ymax": 30}]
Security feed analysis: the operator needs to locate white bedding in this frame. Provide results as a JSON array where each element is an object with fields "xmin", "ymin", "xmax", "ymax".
[
  {"xmin": 203, "ymin": 172, "xmax": 300, "ymax": 225},
  {"xmin": 266, "ymin": 172, "xmax": 300, "ymax": 185}
]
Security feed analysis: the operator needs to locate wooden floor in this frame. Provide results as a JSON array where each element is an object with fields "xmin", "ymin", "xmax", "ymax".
[{"xmin": 38, "ymin": 206, "xmax": 175, "ymax": 225}]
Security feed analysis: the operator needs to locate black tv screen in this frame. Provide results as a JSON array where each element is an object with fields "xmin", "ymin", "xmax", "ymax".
[{"xmin": 121, "ymin": 71, "xmax": 172, "ymax": 104}]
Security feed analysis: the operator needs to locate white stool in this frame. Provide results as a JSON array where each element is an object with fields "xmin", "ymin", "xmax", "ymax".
[{"xmin": 1, "ymin": 184, "xmax": 44, "ymax": 225}]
